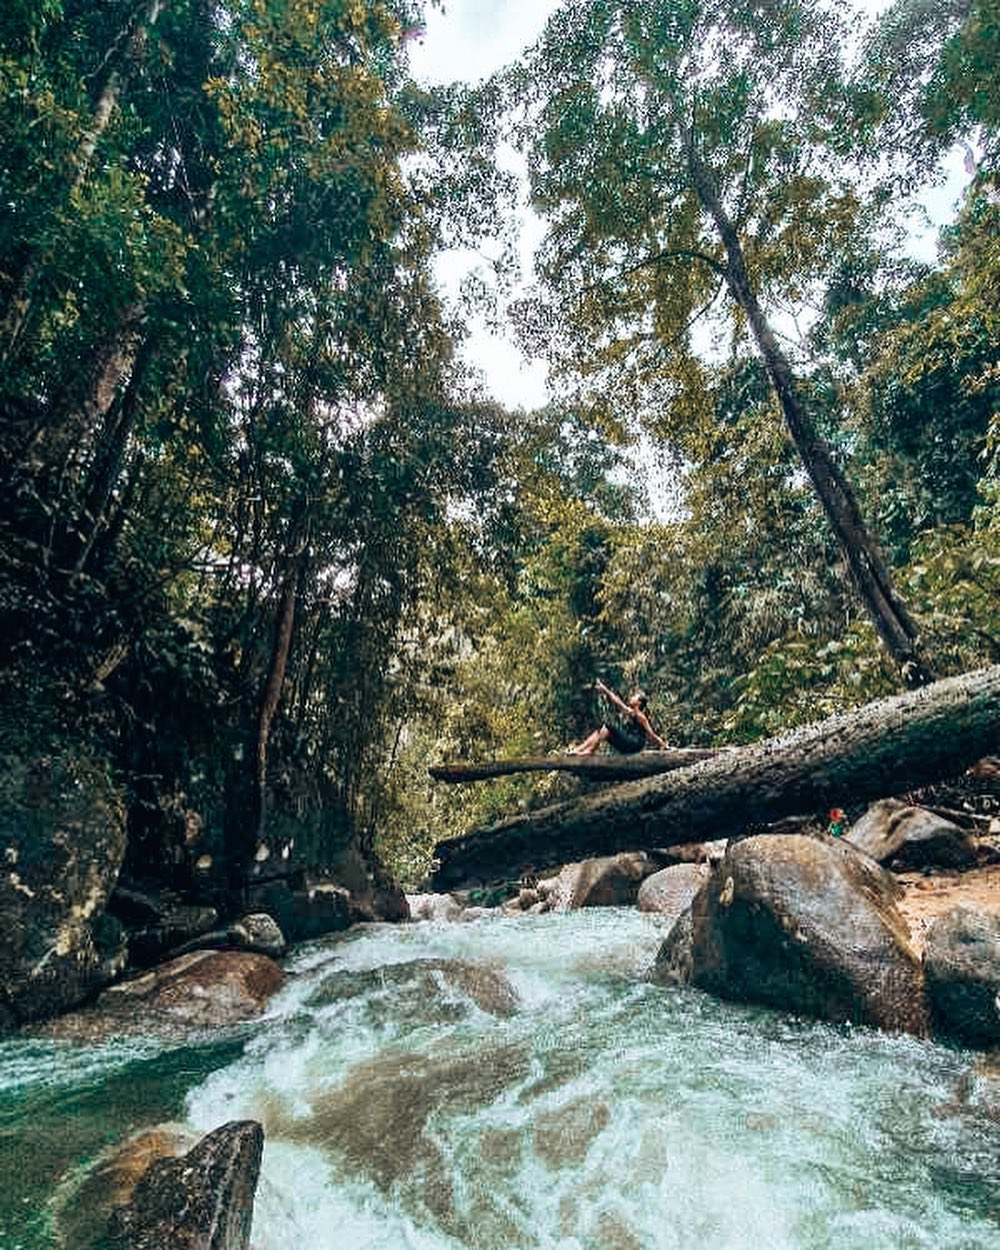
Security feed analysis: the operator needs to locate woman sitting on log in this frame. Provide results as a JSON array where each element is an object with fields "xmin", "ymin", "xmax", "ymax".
[{"xmin": 569, "ymin": 679, "xmax": 668, "ymax": 754}]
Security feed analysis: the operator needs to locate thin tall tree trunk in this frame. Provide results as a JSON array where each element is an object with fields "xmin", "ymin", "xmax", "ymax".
[
  {"xmin": 70, "ymin": 329, "xmax": 155, "ymax": 577},
  {"xmin": 253, "ymin": 518, "xmax": 310, "ymax": 848},
  {"xmin": 686, "ymin": 143, "xmax": 932, "ymax": 687}
]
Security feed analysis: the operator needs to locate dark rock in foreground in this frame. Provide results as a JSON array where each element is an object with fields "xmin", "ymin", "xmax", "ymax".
[
  {"xmin": 53, "ymin": 1126, "xmax": 196, "ymax": 1249},
  {"xmin": 924, "ymin": 905, "xmax": 1000, "ymax": 1047},
  {"xmin": 106, "ymin": 1119, "xmax": 263, "ymax": 1250},
  {"xmin": 652, "ymin": 834, "xmax": 930, "ymax": 1036}
]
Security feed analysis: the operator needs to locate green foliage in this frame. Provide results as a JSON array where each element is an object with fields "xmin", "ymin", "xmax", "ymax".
[
  {"xmin": 1, "ymin": 0, "xmax": 997, "ymax": 896},
  {"xmin": 866, "ymin": 0, "xmax": 999, "ymax": 170},
  {"xmin": 838, "ymin": 184, "xmax": 1000, "ymax": 558}
]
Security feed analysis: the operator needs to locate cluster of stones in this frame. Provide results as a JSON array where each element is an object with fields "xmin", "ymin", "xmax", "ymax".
[
  {"xmin": 412, "ymin": 798, "xmax": 1000, "ymax": 1049},
  {"xmin": 14, "ymin": 784, "xmax": 999, "ymax": 1247}
]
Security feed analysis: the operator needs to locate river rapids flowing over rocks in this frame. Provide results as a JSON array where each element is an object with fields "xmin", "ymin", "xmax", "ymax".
[{"xmin": 2, "ymin": 909, "xmax": 999, "ymax": 1248}]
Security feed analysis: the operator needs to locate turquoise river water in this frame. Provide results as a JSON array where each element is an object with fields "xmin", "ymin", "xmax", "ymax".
[{"xmin": 1, "ymin": 908, "xmax": 998, "ymax": 1249}]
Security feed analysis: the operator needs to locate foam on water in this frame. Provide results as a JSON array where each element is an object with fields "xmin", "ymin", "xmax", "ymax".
[
  {"xmin": 2, "ymin": 908, "xmax": 998, "ymax": 1249},
  {"xmin": 183, "ymin": 910, "xmax": 1000, "ymax": 1250}
]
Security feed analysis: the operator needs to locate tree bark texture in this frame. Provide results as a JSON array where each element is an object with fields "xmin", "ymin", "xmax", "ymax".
[
  {"xmin": 254, "ymin": 545, "xmax": 307, "ymax": 845},
  {"xmin": 429, "ymin": 747, "xmax": 724, "ymax": 783},
  {"xmin": 431, "ymin": 664, "xmax": 1000, "ymax": 889},
  {"xmin": 685, "ymin": 143, "xmax": 932, "ymax": 687}
]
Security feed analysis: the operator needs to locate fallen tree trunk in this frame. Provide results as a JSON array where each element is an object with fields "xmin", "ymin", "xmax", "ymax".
[
  {"xmin": 431, "ymin": 664, "xmax": 1000, "ymax": 890},
  {"xmin": 429, "ymin": 747, "xmax": 723, "ymax": 783}
]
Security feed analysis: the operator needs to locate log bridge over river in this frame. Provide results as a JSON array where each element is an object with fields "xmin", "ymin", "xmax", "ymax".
[{"xmin": 429, "ymin": 665, "xmax": 1000, "ymax": 889}]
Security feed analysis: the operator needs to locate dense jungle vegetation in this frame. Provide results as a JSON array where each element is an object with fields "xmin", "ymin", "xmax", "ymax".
[{"xmin": 0, "ymin": 0, "xmax": 996, "ymax": 895}]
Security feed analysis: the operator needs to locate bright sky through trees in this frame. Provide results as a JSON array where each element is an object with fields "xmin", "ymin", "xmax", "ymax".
[{"xmin": 407, "ymin": 0, "xmax": 973, "ymax": 412}]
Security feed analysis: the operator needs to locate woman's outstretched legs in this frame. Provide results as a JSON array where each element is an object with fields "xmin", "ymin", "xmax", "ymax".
[{"xmin": 568, "ymin": 726, "xmax": 610, "ymax": 755}]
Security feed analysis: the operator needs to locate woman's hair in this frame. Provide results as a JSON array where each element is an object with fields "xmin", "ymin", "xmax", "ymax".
[{"xmin": 631, "ymin": 690, "xmax": 648, "ymax": 710}]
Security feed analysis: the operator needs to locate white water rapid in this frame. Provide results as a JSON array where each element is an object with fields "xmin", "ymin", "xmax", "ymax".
[{"xmin": 2, "ymin": 908, "xmax": 999, "ymax": 1248}]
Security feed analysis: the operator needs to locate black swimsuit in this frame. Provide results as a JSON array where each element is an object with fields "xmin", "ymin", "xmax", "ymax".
[{"xmin": 605, "ymin": 718, "xmax": 646, "ymax": 754}]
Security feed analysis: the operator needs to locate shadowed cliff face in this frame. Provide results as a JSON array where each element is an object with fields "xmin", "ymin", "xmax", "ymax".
[{"xmin": 0, "ymin": 723, "xmax": 127, "ymax": 1029}]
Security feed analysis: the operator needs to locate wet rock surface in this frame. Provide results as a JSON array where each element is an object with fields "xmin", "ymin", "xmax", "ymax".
[
  {"xmin": 302, "ymin": 956, "xmax": 519, "ymax": 1023},
  {"xmin": 105, "ymin": 1119, "xmax": 263, "ymax": 1250},
  {"xmin": 653, "ymin": 834, "xmax": 930, "ymax": 1035},
  {"xmin": 262, "ymin": 1041, "xmax": 530, "ymax": 1241},
  {"xmin": 923, "ymin": 905, "xmax": 1000, "ymax": 1046},
  {"xmin": 30, "ymin": 949, "xmax": 284, "ymax": 1042},
  {"xmin": 54, "ymin": 1126, "xmax": 196, "ymax": 1249}
]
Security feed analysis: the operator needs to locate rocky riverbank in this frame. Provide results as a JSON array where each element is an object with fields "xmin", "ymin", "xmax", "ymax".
[
  {"xmin": 412, "ymin": 785, "xmax": 1000, "ymax": 1050},
  {"xmin": 12, "ymin": 773, "xmax": 1000, "ymax": 1247}
]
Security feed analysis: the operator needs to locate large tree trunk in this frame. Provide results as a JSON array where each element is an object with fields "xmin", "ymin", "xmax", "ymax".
[
  {"xmin": 686, "ymin": 143, "xmax": 932, "ymax": 688},
  {"xmin": 431, "ymin": 664, "xmax": 1000, "ymax": 889},
  {"xmin": 429, "ymin": 747, "xmax": 724, "ymax": 783}
]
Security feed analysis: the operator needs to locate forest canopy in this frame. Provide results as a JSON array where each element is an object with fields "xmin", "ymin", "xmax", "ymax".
[{"xmin": 0, "ymin": 0, "xmax": 996, "ymax": 892}]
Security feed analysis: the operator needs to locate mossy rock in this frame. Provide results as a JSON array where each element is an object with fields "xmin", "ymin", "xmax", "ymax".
[{"xmin": 0, "ymin": 691, "xmax": 126, "ymax": 1028}]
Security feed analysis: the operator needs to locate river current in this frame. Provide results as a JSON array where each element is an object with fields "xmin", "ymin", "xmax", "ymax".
[{"xmin": 2, "ymin": 908, "xmax": 998, "ymax": 1249}]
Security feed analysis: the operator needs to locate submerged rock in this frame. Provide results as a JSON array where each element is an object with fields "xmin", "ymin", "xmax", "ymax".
[
  {"xmin": 923, "ymin": 905, "xmax": 1000, "ymax": 1047},
  {"xmin": 652, "ymin": 834, "xmax": 930, "ymax": 1035},
  {"xmin": 302, "ymin": 956, "xmax": 518, "ymax": 1023},
  {"xmin": 105, "ymin": 1119, "xmax": 263, "ymax": 1250},
  {"xmin": 266, "ymin": 1042, "xmax": 530, "ymax": 1238},
  {"xmin": 846, "ymin": 799, "xmax": 979, "ymax": 870}
]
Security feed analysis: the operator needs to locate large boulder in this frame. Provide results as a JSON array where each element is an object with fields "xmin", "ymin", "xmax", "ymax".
[
  {"xmin": 0, "ymin": 733, "xmax": 127, "ymax": 1029},
  {"xmin": 846, "ymin": 799, "xmax": 979, "ymax": 870},
  {"xmin": 637, "ymin": 863, "xmax": 709, "ymax": 921},
  {"xmin": 106, "ymin": 1120, "xmax": 263, "ymax": 1250},
  {"xmin": 33, "ymin": 949, "xmax": 284, "ymax": 1042},
  {"xmin": 923, "ymin": 905, "xmax": 1000, "ymax": 1047},
  {"xmin": 652, "ymin": 834, "xmax": 930, "ymax": 1035},
  {"xmin": 550, "ymin": 853, "xmax": 659, "ymax": 909}
]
